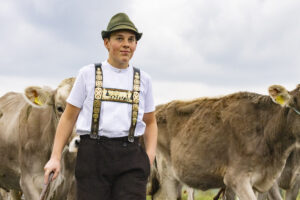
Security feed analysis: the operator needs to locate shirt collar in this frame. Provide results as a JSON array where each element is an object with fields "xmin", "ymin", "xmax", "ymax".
[{"xmin": 103, "ymin": 60, "xmax": 132, "ymax": 73}]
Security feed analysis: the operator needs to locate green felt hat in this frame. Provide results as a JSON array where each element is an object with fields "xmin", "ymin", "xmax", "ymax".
[{"xmin": 101, "ymin": 13, "xmax": 142, "ymax": 41}]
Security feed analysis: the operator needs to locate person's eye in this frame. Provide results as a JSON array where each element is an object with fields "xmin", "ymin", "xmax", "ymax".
[{"xmin": 129, "ymin": 38, "xmax": 135, "ymax": 42}]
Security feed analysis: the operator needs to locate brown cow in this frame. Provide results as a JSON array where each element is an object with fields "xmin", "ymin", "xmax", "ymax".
[
  {"xmin": 215, "ymin": 148, "xmax": 300, "ymax": 200},
  {"xmin": 277, "ymin": 148, "xmax": 300, "ymax": 200},
  {"xmin": 285, "ymin": 176, "xmax": 300, "ymax": 200},
  {"xmin": 260, "ymin": 148, "xmax": 300, "ymax": 200},
  {"xmin": 148, "ymin": 152, "xmax": 195, "ymax": 200},
  {"xmin": 218, "ymin": 142, "xmax": 300, "ymax": 200},
  {"xmin": 154, "ymin": 84, "xmax": 300, "ymax": 200},
  {"xmin": 0, "ymin": 78, "xmax": 76, "ymax": 200}
]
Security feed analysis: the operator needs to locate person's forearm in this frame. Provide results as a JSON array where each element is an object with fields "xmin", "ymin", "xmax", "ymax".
[
  {"xmin": 51, "ymin": 115, "xmax": 76, "ymax": 160},
  {"xmin": 44, "ymin": 104, "xmax": 80, "ymax": 182},
  {"xmin": 143, "ymin": 121, "xmax": 158, "ymax": 165},
  {"xmin": 51, "ymin": 105, "xmax": 79, "ymax": 160}
]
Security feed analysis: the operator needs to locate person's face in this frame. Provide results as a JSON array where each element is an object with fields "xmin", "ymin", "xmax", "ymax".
[{"xmin": 104, "ymin": 30, "xmax": 137, "ymax": 69}]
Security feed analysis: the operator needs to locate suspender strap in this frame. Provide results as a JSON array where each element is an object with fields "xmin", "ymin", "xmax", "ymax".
[
  {"xmin": 128, "ymin": 67, "xmax": 140, "ymax": 142},
  {"xmin": 90, "ymin": 64, "xmax": 141, "ymax": 142},
  {"xmin": 90, "ymin": 63, "xmax": 103, "ymax": 139}
]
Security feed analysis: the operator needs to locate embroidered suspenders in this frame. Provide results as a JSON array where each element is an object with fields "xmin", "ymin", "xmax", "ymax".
[
  {"xmin": 129, "ymin": 68, "xmax": 141, "ymax": 142},
  {"xmin": 90, "ymin": 64, "xmax": 103, "ymax": 139},
  {"xmin": 90, "ymin": 63, "xmax": 141, "ymax": 142}
]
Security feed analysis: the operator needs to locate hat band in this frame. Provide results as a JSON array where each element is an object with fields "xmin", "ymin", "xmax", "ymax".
[{"xmin": 108, "ymin": 23, "xmax": 137, "ymax": 32}]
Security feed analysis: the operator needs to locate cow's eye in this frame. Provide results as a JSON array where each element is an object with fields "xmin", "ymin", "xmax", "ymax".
[{"xmin": 57, "ymin": 106, "xmax": 64, "ymax": 113}]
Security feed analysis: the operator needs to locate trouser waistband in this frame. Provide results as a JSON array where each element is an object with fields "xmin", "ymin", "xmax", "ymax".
[{"xmin": 80, "ymin": 135, "xmax": 141, "ymax": 143}]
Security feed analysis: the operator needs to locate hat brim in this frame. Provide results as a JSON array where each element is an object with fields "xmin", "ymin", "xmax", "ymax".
[{"xmin": 101, "ymin": 24, "xmax": 142, "ymax": 41}]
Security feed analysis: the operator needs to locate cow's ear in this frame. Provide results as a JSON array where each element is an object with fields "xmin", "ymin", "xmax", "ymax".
[
  {"xmin": 268, "ymin": 85, "xmax": 291, "ymax": 107},
  {"xmin": 24, "ymin": 86, "xmax": 53, "ymax": 107}
]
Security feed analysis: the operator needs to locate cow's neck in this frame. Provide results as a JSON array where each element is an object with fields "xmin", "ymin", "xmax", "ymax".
[{"xmin": 263, "ymin": 105, "xmax": 295, "ymax": 165}]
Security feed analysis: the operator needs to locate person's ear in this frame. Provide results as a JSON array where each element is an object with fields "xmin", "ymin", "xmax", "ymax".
[{"xmin": 104, "ymin": 38, "xmax": 110, "ymax": 51}]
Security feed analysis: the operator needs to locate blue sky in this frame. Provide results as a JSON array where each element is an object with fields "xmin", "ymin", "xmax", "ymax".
[{"xmin": 1, "ymin": 0, "xmax": 300, "ymax": 104}]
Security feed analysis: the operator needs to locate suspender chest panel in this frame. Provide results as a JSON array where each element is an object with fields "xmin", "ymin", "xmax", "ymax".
[{"xmin": 90, "ymin": 63, "xmax": 141, "ymax": 142}]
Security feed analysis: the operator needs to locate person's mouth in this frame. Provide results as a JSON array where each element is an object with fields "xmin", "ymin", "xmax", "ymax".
[{"xmin": 120, "ymin": 51, "xmax": 130, "ymax": 54}]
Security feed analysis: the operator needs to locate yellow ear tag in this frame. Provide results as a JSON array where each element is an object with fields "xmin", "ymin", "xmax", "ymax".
[
  {"xmin": 275, "ymin": 95, "xmax": 285, "ymax": 106},
  {"xmin": 34, "ymin": 97, "xmax": 43, "ymax": 106}
]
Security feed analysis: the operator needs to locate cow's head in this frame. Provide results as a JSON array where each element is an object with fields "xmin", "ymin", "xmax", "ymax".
[
  {"xmin": 24, "ymin": 78, "xmax": 75, "ymax": 118},
  {"xmin": 53, "ymin": 78, "xmax": 75, "ymax": 118},
  {"xmin": 24, "ymin": 77, "xmax": 77, "ymax": 147},
  {"xmin": 269, "ymin": 84, "xmax": 300, "ymax": 137}
]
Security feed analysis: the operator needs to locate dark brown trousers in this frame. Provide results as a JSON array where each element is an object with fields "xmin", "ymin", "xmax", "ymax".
[{"xmin": 75, "ymin": 136, "xmax": 150, "ymax": 200}]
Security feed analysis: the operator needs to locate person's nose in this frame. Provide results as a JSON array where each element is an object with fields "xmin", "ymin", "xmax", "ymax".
[{"xmin": 122, "ymin": 39, "xmax": 130, "ymax": 48}]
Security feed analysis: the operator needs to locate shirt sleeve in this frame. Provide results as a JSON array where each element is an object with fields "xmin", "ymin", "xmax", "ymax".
[
  {"xmin": 144, "ymin": 75, "xmax": 155, "ymax": 113},
  {"xmin": 66, "ymin": 68, "xmax": 86, "ymax": 108}
]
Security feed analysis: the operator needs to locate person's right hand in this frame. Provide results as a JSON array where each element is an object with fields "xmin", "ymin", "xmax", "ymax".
[{"xmin": 43, "ymin": 157, "xmax": 61, "ymax": 184}]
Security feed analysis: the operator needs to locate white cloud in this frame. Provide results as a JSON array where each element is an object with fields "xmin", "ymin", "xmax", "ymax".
[
  {"xmin": 0, "ymin": 75, "xmax": 62, "ymax": 97},
  {"xmin": 0, "ymin": 0, "xmax": 299, "ymax": 100},
  {"xmin": 130, "ymin": 0, "xmax": 300, "ymax": 86}
]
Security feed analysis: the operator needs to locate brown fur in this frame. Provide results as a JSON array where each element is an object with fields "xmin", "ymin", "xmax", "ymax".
[
  {"xmin": 154, "ymin": 85, "xmax": 300, "ymax": 200},
  {"xmin": 220, "ymin": 148, "xmax": 300, "ymax": 200},
  {"xmin": 0, "ymin": 78, "xmax": 76, "ymax": 200}
]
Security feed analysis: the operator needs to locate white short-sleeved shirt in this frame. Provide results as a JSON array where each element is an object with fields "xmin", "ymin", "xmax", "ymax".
[{"xmin": 67, "ymin": 60, "xmax": 155, "ymax": 138}]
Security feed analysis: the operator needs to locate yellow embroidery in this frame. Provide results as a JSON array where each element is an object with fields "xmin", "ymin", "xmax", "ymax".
[{"xmin": 102, "ymin": 89, "xmax": 133, "ymax": 103}]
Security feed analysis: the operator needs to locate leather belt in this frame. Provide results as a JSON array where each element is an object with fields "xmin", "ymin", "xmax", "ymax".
[{"xmin": 81, "ymin": 135, "xmax": 140, "ymax": 143}]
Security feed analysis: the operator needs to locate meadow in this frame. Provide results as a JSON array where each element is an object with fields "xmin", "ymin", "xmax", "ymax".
[
  {"xmin": 147, "ymin": 189, "xmax": 219, "ymax": 200},
  {"xmin": 147, "ymin": 188, "xmax": 300, "ymax": 200}
]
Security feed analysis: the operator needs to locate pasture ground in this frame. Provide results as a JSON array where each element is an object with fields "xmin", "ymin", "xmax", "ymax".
[{"xmin": 147, "ymin": 189, "xmax": 300, "ymax": 200}]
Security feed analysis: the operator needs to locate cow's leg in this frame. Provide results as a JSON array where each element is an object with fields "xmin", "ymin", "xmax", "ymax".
[
  {"xmin": 233, "ymin": 182, "xmax": 256, "ymax": 200},
  {"xmin": 0, "ymin": 189, "xmax": 5, "ymax": 200},
  {"xmin": 257, "ymin": 192, "xmax": 268, "ymax": 200},
  {"xmin": 256, "ymin": 182, "xmax": 282, "ymax": 200},
  {"xmin": 224, "ymin": 173, "xmax": 256, "ymax": 200},
  {"xmin": 153, "ymin": 151, "xmax": 181, "ymax": 200},
  {"xmin": 10, "ymin": 190, "xmax": 22, "ymax": 200},
  {"xmin": 266, "ymin": 182, "xmax": 282, "ymax": 200},
  {"xmin": 186, "ymin": 187, "xmax": 194, "ymax": 200},
  {"xmin": 66, "ymin": 179, "xmax": 77, "ymax": 200},
  {"xmin": 176, "ymin": 184, "xmax": 182, "ymax": 200},
  {"xmin": 223, "ymin": 187, "xmax": 235, "ymax": 200},
  {"xmin": 20, "ymin": 173, "xmax": 43, "ymax": 200},
  {"xmin": 285, "ymin": 177, "xmax": 300, "ymax": 200},
  {"xmin": 153, "ymin": 177, "xmax": 180, "ymax": 200}
]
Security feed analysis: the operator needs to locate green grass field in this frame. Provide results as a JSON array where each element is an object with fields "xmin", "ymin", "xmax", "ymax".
[
  {"xmin": 147, "ymin": 189, "xmax": 300, "ymax": 200},
  {"xmin": 181, "ymin": 190, "xmax": 216, "ymax": 200},
  {"xmin": 146, "ymin": 189, "xmax": 218, "ymax": 200}
]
